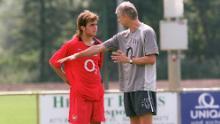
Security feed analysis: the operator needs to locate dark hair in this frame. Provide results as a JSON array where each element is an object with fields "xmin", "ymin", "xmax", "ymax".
[{"xmin": 76, "ymin": 10, "xmax": 99, "ymax": 36}]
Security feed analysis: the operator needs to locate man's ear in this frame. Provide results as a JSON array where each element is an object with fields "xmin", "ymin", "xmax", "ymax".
[{"xmin": 80, "ymin": 26, "xmax": 85, "ymax": 31}]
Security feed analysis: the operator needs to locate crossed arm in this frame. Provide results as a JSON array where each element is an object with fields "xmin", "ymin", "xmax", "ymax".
[{"xmin": 111, "ymin": 50, "xmax": 156, "ymax": 65}]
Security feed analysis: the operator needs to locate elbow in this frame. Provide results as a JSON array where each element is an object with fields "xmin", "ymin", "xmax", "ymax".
[
  {"xmin": 49, "ymin": 61, "xmax": 53, "ymax": 67},
  {"xmin": 48, "ymin": 59, "xmax": 53, "ymax": 66},
  {"xmin": 49, "ymin": 61, "xmax": 54, "ymax": 69},
  {"xmin": 149, "ymin": 60, "xmax": 156, "ymax": 65},
  {"xmin": 145, "ymin": 59, "xmax": 155, "ymax": 65},
  {"xmin": 151, "ymin": 57, "xmax": 157, "ymax": 64},
  {"xmin": 148, "ymin": 56, "xmax": 157, "ymax": 65},
  {"xmin": 49, "ymin": 59, "xmax": 55, "ymax": 68}
]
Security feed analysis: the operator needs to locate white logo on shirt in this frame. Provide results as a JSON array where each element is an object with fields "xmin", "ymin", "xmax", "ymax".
[{"xmin": 84, "ymin": 59, "xmax": 96, "ymax": 72}]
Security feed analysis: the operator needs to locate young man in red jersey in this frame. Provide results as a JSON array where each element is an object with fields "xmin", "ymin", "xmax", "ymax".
[{"xmin": 49, "ymin": 10, "xmax": 105, "ymax": 124}]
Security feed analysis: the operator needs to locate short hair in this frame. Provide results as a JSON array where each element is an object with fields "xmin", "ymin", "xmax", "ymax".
[
  {"xmin": 115, "ymin": 1, "xmax": 138, "ymax": 20},
  {"xmin": 76, "ymin": 10, "xmax": 99, "ymax": 36}
]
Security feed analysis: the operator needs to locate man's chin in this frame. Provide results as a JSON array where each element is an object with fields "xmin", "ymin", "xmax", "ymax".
[
  {"xmin": 89, "ymin": 34, "xmax": 96, "ymax": 37},
  {"xmin": 123, "ymin": 26, "xmax": 128, "ymax": 29}
]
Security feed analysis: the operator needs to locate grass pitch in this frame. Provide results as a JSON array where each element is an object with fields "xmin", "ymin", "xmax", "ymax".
[{"xmin": 0, "ymin": 95, "xmax": 37, "ymax": 124}]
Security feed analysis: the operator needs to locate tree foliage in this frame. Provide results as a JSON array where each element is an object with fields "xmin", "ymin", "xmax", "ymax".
[{"xmin": 0, "ymin": 0, "xmax": 220, "ymax": 83}]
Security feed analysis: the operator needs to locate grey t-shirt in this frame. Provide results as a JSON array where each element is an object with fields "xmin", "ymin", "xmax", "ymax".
[{"xmin": 104, "ymin": 23, "xmax": 159, "ymax": 92}]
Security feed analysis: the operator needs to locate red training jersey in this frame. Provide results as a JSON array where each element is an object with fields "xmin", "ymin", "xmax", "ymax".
[{"xmin": 49, "ymin": 35, "xmax": 104, "ymax": 101}]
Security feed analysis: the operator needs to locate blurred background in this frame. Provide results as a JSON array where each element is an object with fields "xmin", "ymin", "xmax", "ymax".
[
  {"xmin": 0, "ymin": 0, "xmax": 220, "ymax": 85},
  {"xmin": 0, "ymin": 0, "xmax": 220, "ymax": 124}
]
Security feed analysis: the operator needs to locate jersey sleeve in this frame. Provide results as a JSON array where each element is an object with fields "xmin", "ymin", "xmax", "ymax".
[
  {"xmin": 103, "ymin": 34, "xmax": 119, "ymax": 51},
  {"xmin": 144, "ymin": 29, "xmax": 159, "ymax": 56},
  {"xmin": 49, "ymin": 42, "xmax": 69, "ymax": 68},
  {"xmin": 98, "ymin": 52, "xmax": 104, "ymax": 69}
]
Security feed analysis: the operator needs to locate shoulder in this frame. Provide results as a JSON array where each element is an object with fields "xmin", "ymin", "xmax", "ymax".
[
  {"xmin": 61, "ymin": 35, "xmax": 80, "ymax": 49},
  {"xmin": 139, "ymin": 23, "xmax": 155, "ymax": 34},
  {"xmin": 117, "ymin": 29, "xmax": 129, "ymax": 37},
  {"xmin": 69, "ymin": 35, "xmax": 81, "ymax": 44}
]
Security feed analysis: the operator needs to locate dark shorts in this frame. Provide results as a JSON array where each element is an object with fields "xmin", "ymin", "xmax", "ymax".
[{"xmin": 124, "ymin": 91, "xmax": 157, "ymax": 117}]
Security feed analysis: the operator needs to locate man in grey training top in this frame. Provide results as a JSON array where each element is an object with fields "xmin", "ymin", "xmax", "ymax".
[{"xmin": 58, "ymin": 1, "xmax": 159, "ymax": 124}]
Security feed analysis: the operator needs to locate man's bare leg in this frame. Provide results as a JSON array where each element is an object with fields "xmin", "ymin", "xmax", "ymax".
[
  {"xmin": 130, "ymin": 116, "xmax": 140, "ymax": 124},
  {"xmin": 139, "ymin": 113, "xmax": 152, "ymax": 124},
  {"xmin": 91, "ymin": 121, "xmax": 101, "ymax": 124}
]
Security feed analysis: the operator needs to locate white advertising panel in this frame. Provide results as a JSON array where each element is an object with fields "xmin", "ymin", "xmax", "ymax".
[
  {"xmin": 39, "ymin": 92, "xmax": 178, "ymax": 124},
  {"xmin": 153, "ymin": 92, "xmax": 178, "ymax": 124},
  {"xmin": 160, "ymin": 20, "xmax": 188, "ymax": 50},
  {"xmin": 104, "ymin": 92, "xmax": 129, "ymax": 124},
  {"xmin": 39, "ymin": 94, "xmax": 69, "ymax": 124}
]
